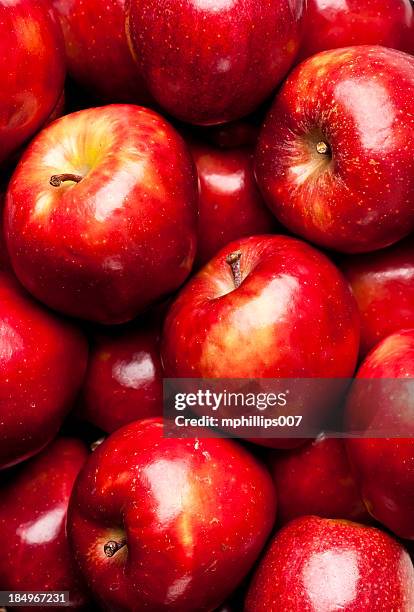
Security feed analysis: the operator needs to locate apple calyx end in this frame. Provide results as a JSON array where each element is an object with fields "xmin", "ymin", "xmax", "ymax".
[
  {"xmin": 316, "ymin": 141, "xmax": 330, "ymax": 156},
  {"xmin": 104, "ymin": 538, "xmax": 127, "ymax": 558},
  {"xmin": 49, "ymin": 173, "xmax": 83, "ymax": 188},
  {"xmin": 226, "ymin": 250, "xmax": 242, "ymax": 289}
]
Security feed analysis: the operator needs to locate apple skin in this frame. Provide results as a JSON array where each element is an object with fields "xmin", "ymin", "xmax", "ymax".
[
  {"xmin": 127, "ymin": 0, "xmax": 304, "ymax": 125},
  {"xmin": 162, "ymin": 234, "xmax": 359, "ymax": 378},
  {"xmin": 5, "ymin": 105, "xmax": 198, "ymax": 324},
  {"xmin": 68, "ymin": 418, "xmax": 276, "ymax": 611},
  {"xmin": 52, "ymin": 0, "xmax": 150, "ymax": 103},
  {"xmin": 0, "ymin": 0, "xmax": 65, "ymax": 166},
  {"xmin": 189, "ymin": 140, "xmax": 276, "ymax": 266},
  {"xmin": 82, "ymin": 319, "xmax": 163, "ymax": 433},
  {"xmin": 298, "ymin": 0, "xmax": 414, "ymax": 62},
  {"xmin": 345, "ymin": 329, "xmax": 414, "ymax": 540},
  {"xmin": 0, "ymin": 437, "xmax": 89, "ymax": 609},
  {"xmin": 268, "ymin": 436, "xmax": 369, "ymax": 526},
  {"xmin": 0, "ymin": 272, "xmax": 88, "ymax": 470},
  {"xmin": 340, "ymin": 237, "xmax": 414, "ymax": 358},
  {"xmin": 245, "ymin": 516, "xmax": 414, "ymax": 611},
  {"xmin": 255, "ymin": 46, "xmax": 414, "ymax": 253}
]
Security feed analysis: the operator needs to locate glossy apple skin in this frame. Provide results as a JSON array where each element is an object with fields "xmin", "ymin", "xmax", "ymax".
[
  {"xmin": 345, "ymin": 329, "xmax": 414, "ymax": 540},
  {"xmin": 0, "ymin": 272, "xmax": 87, "ymax": 470},
  {"xmin": 299, "ymin": 0, "xmax": 414, "ymax": 62},
  {"xmin": 68, "ymin": 418, "xmax": 276, "ymax": 611},
  {"xmin": 5, "ymin": 105, "xmax": 198, "ymax": 324},
  {"xmin": 0, "ymin": 438, "xmax": 89, "ymax": 609},
  {"xmin": 53, "ymin": 0, "xmax": 149, "ymax": 103},
  {"xmin": 246, "ymin": 516, "xmax": 414, "ymax": 611},
  {"xmin": 162, "ymin": 235, "xmax": 359, "ymax": 447},
  {"xmin": 340, "ymin": 238, "xmax": 414, "ymax": 358},
  {"xmin": 189, "ymin": 140, "xmax": 276, "ymax": 265},
  {"xmin": 255, "ymin": 46, "xmax": 414, "ymax": 253},
  {"xmin": 162, "ymin": 235, "xmax": 359, "ymax": 378},
  {"xmin": 82, "ymin": 319, "xmax": 163, "ymax": 433},
  {"xmin": 128, "ymin": 0, "xmax": 304, "ymax": 125},
  {"xmin": 268, "ymin": 436, "xmax": 369, "ymax": 526},
  {"xmin": 0, "ymin": 0, "xmax": 65, "ymax": 166}
]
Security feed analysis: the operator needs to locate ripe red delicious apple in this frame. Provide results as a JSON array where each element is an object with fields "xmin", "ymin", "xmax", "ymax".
[
  {"xmin": 53, "ymin": 0, "xmax": 150, "ymax": 103},
  {"xmin": 82, "ymin": 318, "xmax": 163, "ymax": 433},
  {"xmin": 162, "ymin": 235, "xmax": 359, "ymax": 445},
  {"xmin": 0, "ymin": 272, "xmax": 87, "ymax": 470},
  {"xmin": 268, "ymin": 436, "xmax": 369, "ymax": 526},
  {"xmin": 68, "ymin": 418, "xmax": 276, "ymax": 611},
  {"xmin": 0, "ymin": 437, "xmax": 89, "ymax": 609},
  {"xmin": 345, "ymin": 329, "xmax": 414, "ymax": 540},
  {"xmin": 0, "ymin": 0, "xmax": 65, "ymax": 165},
  {"xmin": 340, "ymin": 237, "xmax": 414, "ymax": 358},
  {"xmin": 5, "ymin": 105, "xmax": 198, "ymax": 324},
  {"xmin": 189, "ymin": 139, "xmax": 276, "ymax": 265},
  {"xmin": 299, "ymin": 0, "xmax": 414, "ymax": 62},
  {"xmin": 246, "ymin": 516, "xmax": 414, "ymax": 611},
  {"xmin": 127, "ymin": 0, "xmax": 304, "ymax": 125},
  {"xmin": 198, "ymin": 119, "xmax": 260, "ymax": 150},
  {"xmin": 255, "ymin": 46, "xmax": 414, "ymax": 253}
]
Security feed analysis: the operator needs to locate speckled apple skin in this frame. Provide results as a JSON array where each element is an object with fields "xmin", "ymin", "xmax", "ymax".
[
  {"xmin": 0, "ymin": 438, "xmax": 89, "ymax": 610},
  {"xmin": 68, "ymin": 418, "xmax": 276, "ymax": 611},
  {"xmin": 53, "ymin": 0, "xmax": 150, "ymax": 103},
  {"xmin": 346, "ymin": 329, "xmax": 414, "ymax": 540},
  {"xmin": 268, "ymin": 436, "xmax": 369, "ymax": 526},
  {"xmin": 189, "ymin": 140, "xmax": 276, "ymax": 266},
  {"xmin": 82, "ymin": 320, "xmax": 163, "ymax": 433},
  {"xmin": 5, "ymin": 105, "xmax": 198, "ymax": 324},
  {"xmin": 0, "ymin": 272, "xmax": 87, "ymax": 470},
  {"xmin": 298, "ymin": 0, "xmax": 414, "ymax": 62},
  {"xmin": 341, "ymin": 237, "xmax": 414, "ymax": 358},
  {"xmin": 255, "ymin": 46, "xmax": 414, "ymax": 253},
  {"xmin": 245, "ymin": 516, "xmax": 414, "ymax": 612},
  {"xmin": 162, "ymin": 235, "xmax": 359, "ymax": 378},
  {"xmin": 127, "ymin": 0, "xmax": 304, "ymax": 125},
  {"xmin": 0, "ymin": 0, "xmax": 65, "ymax": 165}
]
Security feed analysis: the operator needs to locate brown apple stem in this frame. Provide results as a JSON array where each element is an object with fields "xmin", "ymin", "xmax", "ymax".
[
  {"xmin": 104, "ymin": 538, "xmax": 127, "ymax": 558},
  {"xmin": 49, "ymin": 173, "xmax": 83, "ymax": 187},
  {"xmin": 90, "ymin": 437, "xmax": 105, "ymax": 452},
  {"xmin": 316, "ymin": 141, "xmax": 330, "ymax": 156},
  {"xmin": 226, "ymin": 250, "xmax": 242, "ymax": 289}
]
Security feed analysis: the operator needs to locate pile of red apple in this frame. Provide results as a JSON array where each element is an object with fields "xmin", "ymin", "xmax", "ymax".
[{"xmin": 1, "ymin": 0, "xmax": 414, "ymax": 610}]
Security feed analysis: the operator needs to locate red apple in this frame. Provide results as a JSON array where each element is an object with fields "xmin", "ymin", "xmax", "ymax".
[
  {"xmin": 197, "ymin": 119, "xmax": 260, "ymax": 150},
  {"xmin": 82, "ymin": 317, "xmax": 163, "ymax": 433},
  {"xmin": 255, "ymin": 46, "xmax": 414, "ymax": 253},
  {"xmin": 0, "ymin": 0, "xmax": 65, "ymax": 165},
  {"xmin": 127, "ymin": 0, "xmax": 304, "ymax": 125},
  {"xmin": 68, "ymin": 418, "xmax": 276, "ymax": 611},
  {"xmin": 189, "ymin": 139, "xmax": 276, "ymax": 265},
  {"xmin": 5, "ymin": 105, "xmax": 198, "ymax": 324},
  {"xmin": 161, "ymin": 235, "xmax": 359, "ymax": 446},
  {"xmin": 246, "ymin": 516, "xmax": 414, "ymax": 611},
  {"xmin": 345, "ymin": 329, "xmax": 414, "ymax": 540},
  {"xmin": 53, "ymin": 0, "xmax": 150, "ymax": 103},
  {"xmin": 0, "ymin": 271, "xmax": 87, "ymax": 470},
  {"xmin": 340, "ymin": 237, "xmax": 414, "ymax": 358},
  {"xmin": 268, "ymin": 436, "xmax": 369, "ymax": 525},
  {"xmin": 0, "ymin": 437, "xmax": 89, "ymax": 609},
  {"xmin": 299, "ymin": 0, "xmax": 414, "ymax": 62}
]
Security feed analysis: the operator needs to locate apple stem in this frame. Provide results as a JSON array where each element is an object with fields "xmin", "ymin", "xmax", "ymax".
[
  {"xmin": 316, "ymin": 141, "xmax": 330, "ymax": 156},
  {"xmin": 226, "ymin": 250, "xmax": 242, "ymax": 289},
  {"xmin": 104, "ymin": 538, "xmax": 127, "ymax": 558},
  {"xmin": 49, "ymin": 173, "xmax": 83, "ymax": 187},
  {"xmin": 90, "ymin": 437, "xmax": 105, "ymax": 452}
]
